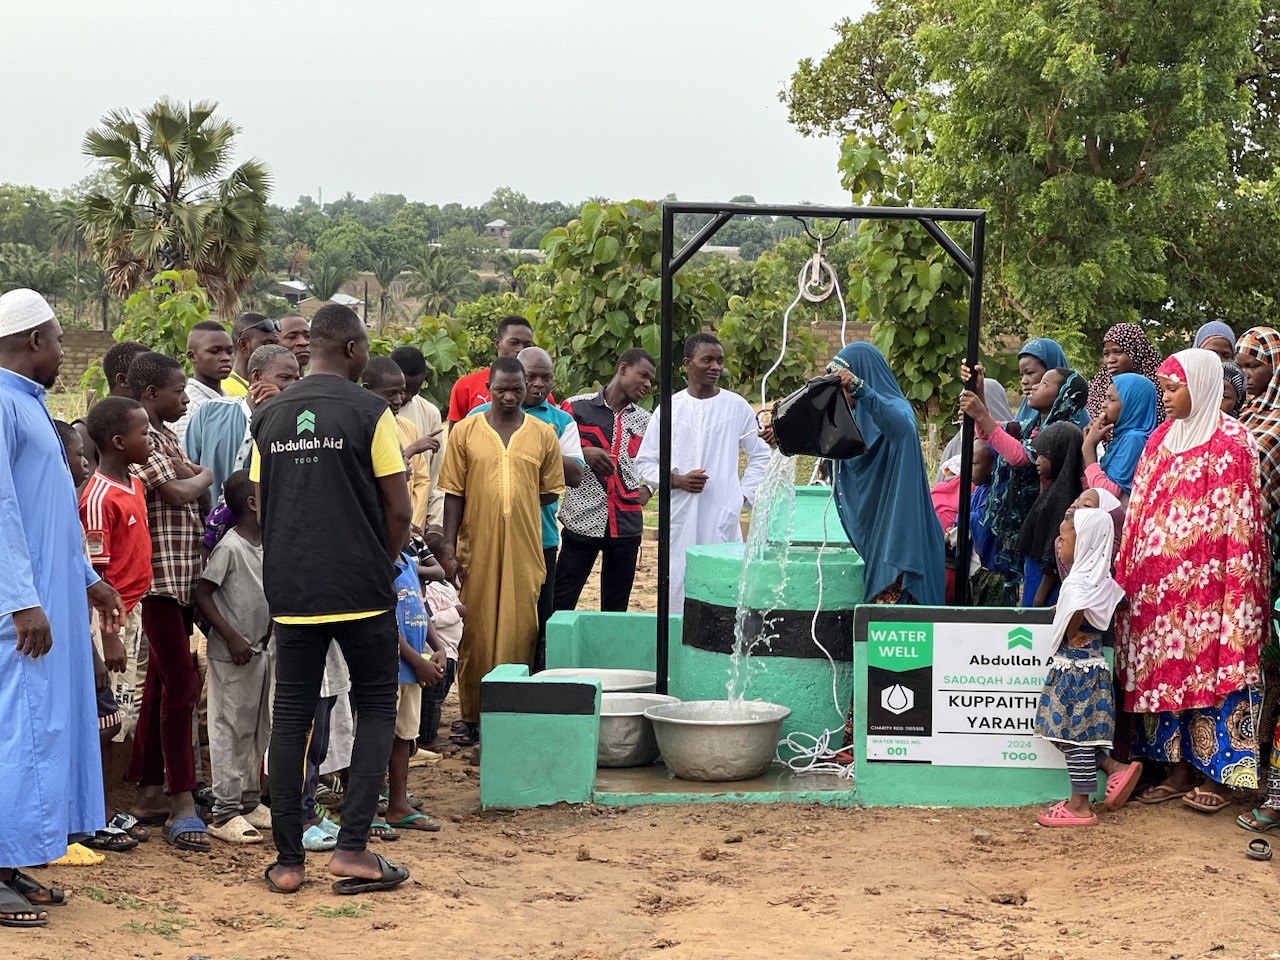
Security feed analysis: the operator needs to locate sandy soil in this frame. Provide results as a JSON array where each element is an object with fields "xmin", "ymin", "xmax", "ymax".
[
  {"xmin": 11, "ymin": 751, "xmax": 1280, "ymax": 960},
  {"xmin": 13, "ymin": 556, "xmax": 1280, "ymax": 960}
]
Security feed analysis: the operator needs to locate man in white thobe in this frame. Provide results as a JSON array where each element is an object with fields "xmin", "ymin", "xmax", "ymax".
[{"xmin": 637, "ymin": 333, "xmax": 770, "ymax": 610}]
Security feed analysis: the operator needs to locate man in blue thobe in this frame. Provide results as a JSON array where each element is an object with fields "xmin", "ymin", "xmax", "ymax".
[{"xmin": 0, "ymin": 289, "xmax": 123, "ymax": 921}]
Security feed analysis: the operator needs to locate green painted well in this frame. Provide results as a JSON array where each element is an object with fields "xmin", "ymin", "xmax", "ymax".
[
  {"xmin": 479, "ymin": 664, "xmax": 601, "ymax": 810},
  {"xmin": 544, "ymin": 611, "xmax": 683, "ymax": 673},
  {"xmin": 680, "ymin": 541, "xmax": 862, "ymax": 742},
  {"xmin": 790, "ymin": 485, "xmax": 851, "ymax": 545}
]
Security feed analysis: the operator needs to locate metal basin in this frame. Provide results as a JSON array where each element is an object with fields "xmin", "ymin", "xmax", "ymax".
[
  {"xmin": 534, "ymin": 667, "xmax": 657, "ymax": 693},
  {"xmin": 598, "ymin": 693, "xmax": 680, "ymax": 767},
  {"xmin": 644, "ymin": 700, "xmax": 792, "ymax": 782}
]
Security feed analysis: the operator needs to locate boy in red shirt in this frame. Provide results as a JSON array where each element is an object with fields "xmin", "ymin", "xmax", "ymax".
[
  {"xmin": 447, "ymin": 315, "xmax": 540, "ymax": 424},
  {"xmin": 80, "ymin": 396, "xmax": 155, "ymax": 845}
]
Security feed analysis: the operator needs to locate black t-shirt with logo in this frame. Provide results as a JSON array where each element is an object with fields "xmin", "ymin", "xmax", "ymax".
[{"xmin": 251, "ymin": 374, "xmax": 398, "ymax": 619}]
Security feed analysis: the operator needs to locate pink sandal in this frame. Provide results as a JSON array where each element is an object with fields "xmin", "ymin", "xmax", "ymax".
[
  {"xmin": 1036, "ymin": 800, "xmax": 1097, "ymax": 827},
  {"xmin": 1104, "ymin": 761, "xmax": 1143, "ymax": 811}
]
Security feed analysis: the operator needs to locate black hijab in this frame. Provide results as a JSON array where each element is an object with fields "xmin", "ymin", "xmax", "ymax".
[{"xmin": 1016, "ymin": 421, "xmax": 1084, "ymax": 564}]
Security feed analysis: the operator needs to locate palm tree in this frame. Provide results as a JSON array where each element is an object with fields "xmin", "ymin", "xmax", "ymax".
[
  {"xmin": 407, "ymin": 247, "xmax": 479, "ymax": 315},
  {"xmin": 77, "ymin": 98, "xmax": 273, "ymax": 312},
  {"xmin": 371, "ymin": 256, "xmax": 403, "ymax": 330},
  {"xmin": 303, "ymin": 251, "xmax": 355, "ymax": 302}
]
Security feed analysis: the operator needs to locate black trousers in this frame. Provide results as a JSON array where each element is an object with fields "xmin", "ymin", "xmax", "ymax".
[
  {"xmin": 268, "ymin": 612, "xmax": 398, "ymax": 867},
  {"xmin": 533, "ymin": 546, "xmax": 558, "ymax": 673},
  {"xmin": 552, "ymin": 530, "xmax": 642, "ymax": 613},
  {"xmin": 418, "ymin": 657, "xmax": 457, "ymax": 744}
]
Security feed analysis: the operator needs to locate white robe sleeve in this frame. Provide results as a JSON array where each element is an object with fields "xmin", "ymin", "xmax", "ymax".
[
  {"xmin": 738, "ymin": 399, "xmax": 771, "ymax": 506},
  {"xmin": 635, "ymin": 405, "xmax": 663, "ymax": 487}
]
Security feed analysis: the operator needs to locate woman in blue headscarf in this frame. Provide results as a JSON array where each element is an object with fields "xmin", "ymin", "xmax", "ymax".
[
  {"xmin": 1012, "ymin": 338, "xmax": 1089, "ymax": 427},
  {"xmin": 1194, "ymin": 321, "xmax": 1237, "ymax": 363},
  {"xmin": 825, "ymin": 342, "xmax": 945, "ymax": 606},
  {"xmin": 1082, "ymin": 373, "xmax": 1158, "ymax": 496}
]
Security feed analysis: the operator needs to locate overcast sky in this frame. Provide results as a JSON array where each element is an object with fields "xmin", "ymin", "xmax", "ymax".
[{"xmin": 0, "ymin": 1, "xmax": 868, "ymax": 209}]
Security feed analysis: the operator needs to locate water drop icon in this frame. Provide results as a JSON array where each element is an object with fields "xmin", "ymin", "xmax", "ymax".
[{"xmin": 881, "ymin": 683, "xmax": 914, "ymax": 715}]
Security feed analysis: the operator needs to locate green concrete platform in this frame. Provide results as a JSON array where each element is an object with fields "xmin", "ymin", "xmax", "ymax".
[{"xmin": 594, "ymin": 763, "xmax": 857, "ymax": 806}]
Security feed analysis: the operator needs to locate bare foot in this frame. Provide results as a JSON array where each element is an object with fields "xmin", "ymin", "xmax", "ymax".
[
  {"xmin": 329, "ymin": 848, "xmax": 384, "ymax": 881},
  {"xmin": 265, "ymin": 862, "xmax": 304, "ymax": 894}
]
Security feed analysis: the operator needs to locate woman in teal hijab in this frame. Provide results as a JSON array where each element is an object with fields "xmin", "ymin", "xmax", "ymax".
[
  {"xmin": 1082, "ymin": 372, "xmax": 1158, "ymax": 494},
  {"xmin": 827, "ymin": 342, "xmax": 944, "ymax": 605},
  {"xmin": 1014, "ymin": 338, "xmax": 1089, "ymax": 428}
]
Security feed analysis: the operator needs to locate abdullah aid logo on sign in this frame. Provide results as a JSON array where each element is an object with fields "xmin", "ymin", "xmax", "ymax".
[{"xmin": 866, "ymin": 622, "xmax": 933, "ymax": 738}]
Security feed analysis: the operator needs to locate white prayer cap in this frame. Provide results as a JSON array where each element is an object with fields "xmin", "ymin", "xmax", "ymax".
[{"xmin": 0, "ymin": 288, "xmax": 56, "ymax": 338}]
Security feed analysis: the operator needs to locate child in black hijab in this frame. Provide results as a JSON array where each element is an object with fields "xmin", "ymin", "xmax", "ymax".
[{"xmin": 1018, "ymin": 421, "xmax": 1084, "ymax": 606}]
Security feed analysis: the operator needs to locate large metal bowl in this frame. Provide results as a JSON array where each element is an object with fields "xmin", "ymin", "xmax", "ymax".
[
  {"xmin": 598, "ymin": 693, "xmax": 680, "ymax": 767},
  {"xmin": 643, "ymin": 700, "xmax": 792, "ymax": 782},
  {"xmin": 534, "ymin": 667, "xmax": 657, "ymax": 693}
]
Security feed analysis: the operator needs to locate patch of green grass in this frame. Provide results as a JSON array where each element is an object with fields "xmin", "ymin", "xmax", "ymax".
[
  {"xmin": 85, "ymin": 888, "xmax": 147, "ymax": 910},
  {"xmin": 125, "ymin": 916, "xmax": 194, "ymax": 940},
  {"xmin": 313, "ymin": 902, "xmax": 373, "ymax": 918},
  {"xmin": 258, "ymin": 913, "xmax": 306, "ymax": 929}
]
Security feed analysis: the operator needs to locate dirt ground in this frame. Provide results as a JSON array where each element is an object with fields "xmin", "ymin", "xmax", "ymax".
[
  {"xmin": 11, "ymin": 754, "xmax": 1280, "ymax": 960},
  {"xmin": 13, "ymin": 555, "xmax": 1280, "ymax": 960}
]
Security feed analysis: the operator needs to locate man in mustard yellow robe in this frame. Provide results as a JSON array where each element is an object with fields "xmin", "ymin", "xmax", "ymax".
[{"xmin": 437, "ymin": 357, "xmax": 564, "ymax": 743}]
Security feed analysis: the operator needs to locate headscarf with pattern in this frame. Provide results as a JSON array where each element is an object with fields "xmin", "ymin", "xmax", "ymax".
[
  {"xmin": 1235, "ymin": 326, "xmax": 1280, "ymax": 524},
  {"xmin": 1087, "ymin": 322, "xmax": 1165, "ymax": 423},
  {"xmin": 1222, "ymin": 362, "xmax": 1248, "ymax": 417}
]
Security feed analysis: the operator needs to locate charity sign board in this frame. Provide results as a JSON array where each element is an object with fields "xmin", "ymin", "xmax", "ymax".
[{"xmin": 859, "ymin": 607, "xmax": 1070, "ymax": 770}]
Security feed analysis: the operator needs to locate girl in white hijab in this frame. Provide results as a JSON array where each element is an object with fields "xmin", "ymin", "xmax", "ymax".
[{"xmin": 1034, "ymin": 508, "xmax": 1141, "ymax": 826}]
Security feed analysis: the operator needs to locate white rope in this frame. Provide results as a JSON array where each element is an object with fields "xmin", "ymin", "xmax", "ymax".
[
  {"xmin": 760, "ymin": 244, "xmax": 849, "ymax": 411},
  {"xmin": 775, "ymin": 484, "xmax": 855, "ymax": 779}
]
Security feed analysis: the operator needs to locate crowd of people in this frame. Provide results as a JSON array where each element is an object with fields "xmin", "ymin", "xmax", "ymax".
[
  {"xmin": 5, "ymin": 275, "xmax": 1280, "ymax": 922},
  {"xmin": 0, "ymin": 288, "xmax": 716, "ymax": 922}
]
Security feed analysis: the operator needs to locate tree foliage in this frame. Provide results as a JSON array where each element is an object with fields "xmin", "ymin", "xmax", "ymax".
[{"xmin": 783, "ymin": 0, "xmax": 1280, "ymax": 358}]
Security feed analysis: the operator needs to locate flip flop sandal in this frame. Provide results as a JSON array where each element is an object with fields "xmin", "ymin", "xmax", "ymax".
[
  {"xmin": 388, "ymin": 813, "xmax": 441, "ymax": 833},
  {"xmin": 0, "ymin": 883, "xmax": 47, "ymax": 928},
  {"xmin": 1237, "ymin": 808, "xmax": 1280, "ymax": 833},
  {"xmin": 83, "ymin": 828, "xmax": 140, "ymax": 853},
  {"xmin": 331, "ymin": 853, "xmax": 410, "ymax": 895},
  {"xmin": 206, "ymin": 816, "xmax": 263, "ymax": 845},
  {"xmin": 303, "ymin": 825, "xmax": 337, "ymax": 852},
  {"xmin": 108, "ymin": 812, "xmax": 152, "ymax": 841},
  {"xmin": 449, "ymin": 722, "xmax": 479, "ymax": 746},
  {"xmin": 9, "ymin": 871, "xmax": 66, "ymax": 906},
  {"xmin": 1104, "ymin": 762, "xmax": 1144, "ymax": 811},
  {"xmin": 369, "ymin": 821, "xmax": 401, "ymax": 842},
  {"xmin": 1183, "ymin": 789, "xmax": 1232, "ymax": 813},
  {"xmin": 264, "ymin": 862, "xmax": 299, "ymax": 895},
  {"xmin": 1036, "ymin": 800, "xmax": 1098, "ymax": 827},
  {"xmin": 317, "ymin": 817, "xmax": 341, "ymax": 840},
  {"xmin": 1247, "ymin": 838, "xmax": 1273, "ymax": 861},
  {"xmin": 162, "ymin": 815, "xmax": 211, "ymax": 853},
  {"xmin": 50, "ymin": 843, "xmax": 105, "ymax": 866},
  {"xmin": 1135, "ymin": 784, "xmax": 1191, "ymax": 804}
]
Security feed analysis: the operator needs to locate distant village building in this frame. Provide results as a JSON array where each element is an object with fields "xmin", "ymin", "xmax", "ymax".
[{"xmin": 484, "ymin": 218, "xmax": 514, "ymax": 247}]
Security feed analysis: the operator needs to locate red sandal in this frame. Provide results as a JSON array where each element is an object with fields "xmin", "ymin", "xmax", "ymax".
[
  {"xmin": 1036, "ymin": 800, "xmax": 1097, "ymax": 827},
  {"xmin": 1104, "ymin": 761, "xmax": 1143, "ymax": 811}
]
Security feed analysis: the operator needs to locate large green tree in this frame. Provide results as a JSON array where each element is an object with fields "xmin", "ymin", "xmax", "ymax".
[
  {"xmin": 784, "ymin": 0, "xmax": 1280, "ymax": 355},
  {"xmin": 407, "ymin": 247, "xmax": 480, "ymax": 315},
  {"xmin": 77, "ymin": 98, "xmax": 273, "ymax": 312}
]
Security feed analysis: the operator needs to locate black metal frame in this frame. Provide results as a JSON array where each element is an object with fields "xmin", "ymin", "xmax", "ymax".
[{"xmin": 656, "ymin": 201, "xmax": 986, "ymax": 694}]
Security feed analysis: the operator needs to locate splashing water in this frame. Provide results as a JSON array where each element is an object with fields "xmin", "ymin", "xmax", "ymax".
[{"xmin": 726, "ymin": 450, "xmax": 798, "ymax": 704}]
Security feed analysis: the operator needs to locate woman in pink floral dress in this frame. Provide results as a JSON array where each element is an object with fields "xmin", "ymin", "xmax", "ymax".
[{"xmin": 1116, "ymin": 349, "xmax": 1266, "ymax": 811}]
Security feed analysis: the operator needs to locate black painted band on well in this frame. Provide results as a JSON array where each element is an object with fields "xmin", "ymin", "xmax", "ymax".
[
  {"xmin": 681, "ymin": 597, "xmax": 854, "ymax": 661},
  {"xmin": 482, "ymin": 681, "xmax": 597, "ymax": 716}
]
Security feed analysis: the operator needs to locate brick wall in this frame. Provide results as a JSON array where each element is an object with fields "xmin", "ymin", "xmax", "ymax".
[
  {"xmin": 57, "ymin": 328, "xmax": 115, "ymax": 390},
  {"xmin": 808, "ymin": 320, "xmax": 873, "ymax": 368}
]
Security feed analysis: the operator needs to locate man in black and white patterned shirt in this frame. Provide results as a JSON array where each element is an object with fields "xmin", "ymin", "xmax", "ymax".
[{"xmin": 553, "ymin": 348, "xmax": 656, "ymax": 612}]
